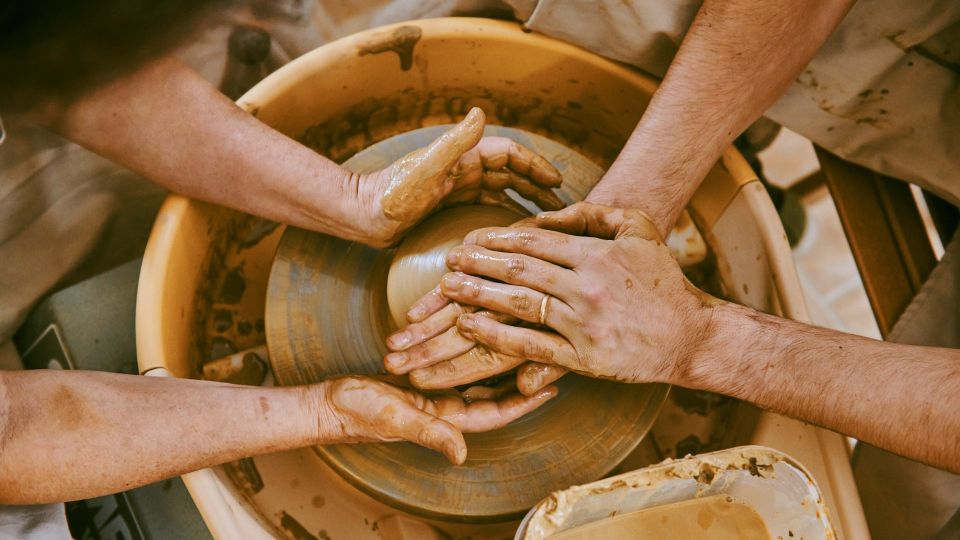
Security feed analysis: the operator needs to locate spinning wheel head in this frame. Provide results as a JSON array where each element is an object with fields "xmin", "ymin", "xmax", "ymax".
[{"xmin": 265, "ymin": 126, "xmax": 668, "ymax": 521}]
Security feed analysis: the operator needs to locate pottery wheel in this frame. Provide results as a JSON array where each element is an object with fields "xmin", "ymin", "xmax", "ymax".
[{"xmin": 265, "ymin": 126, "xmax": 669, "ymax": 521}]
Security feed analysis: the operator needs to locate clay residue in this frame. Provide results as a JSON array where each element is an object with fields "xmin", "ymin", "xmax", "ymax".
[
  {"xmin": 279, "ymin": 511, "xmax": 320, "ymax": 540},
  {"xmin": 548, "ymin": 495, "xmax": 770, "ymax": 540},
  {"xmin": 357, "ymin": 25, "xmax": 422, "ymax": 71},
  {"xmin": 298, "ymin": 86, "xmax": 621, "ymax": 168},
  {"xmin": 223, "ymin": 457, "xmax": 264, "ymax": 496},
  {"xmin": 238, "ymin": 218, "xmax": 280, "ymax": 250},
  {"xmin": 522, "ymin": 446, "xmax": 813, "ymax": 540}
]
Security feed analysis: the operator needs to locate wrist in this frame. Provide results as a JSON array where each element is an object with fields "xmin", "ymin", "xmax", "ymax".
[
  {"xmin": 298, "ymin": 380, "xmax": 342, "ymax": 445},
  {"xmin": 680, "ymin": 302, "xmax": 759, "ymax": 398}
]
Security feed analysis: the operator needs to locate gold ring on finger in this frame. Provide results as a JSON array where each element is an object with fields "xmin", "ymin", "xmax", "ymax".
[{"xmin": 538, "ymin": 295, "xmax": 551, "ymax": 326}]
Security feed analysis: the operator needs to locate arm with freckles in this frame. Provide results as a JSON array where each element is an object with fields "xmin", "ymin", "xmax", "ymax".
[
  {"xmin": 55, "ymin": 57, "xmax": 562, "ymax": 248},
  {"xmin": 0, "ymin": 370, "xmax": 555, "ymax": 504},
  {"xmin": 437, "ymin": 203, "xmax": 960, "ymax": 473},
  {"xmin": 590, "ymin": 0, "xmax": 855, "ymax": 236}
]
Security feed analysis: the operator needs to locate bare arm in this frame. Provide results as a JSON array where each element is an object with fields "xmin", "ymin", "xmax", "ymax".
[
  {"xmin": 589, "ymin": 0, "xmax": 854, "ymax": 235},
  {"xmin": 54, "ymin": 57, "xmax": 562, "ymax": 248},
  {"xmin": 432, "ymin": 203, "xmax": 960, "ymax": 472},
  {"xmin": 55, "ymin": 57, "xmax": 368, "ymax": 241},
  {"xmin": 0, "ymin": 370, "xmax": 554, "ymax": 504},
  {"xmin": 699, "ymin": 304, "xmax": 960, "ymax": 471}
]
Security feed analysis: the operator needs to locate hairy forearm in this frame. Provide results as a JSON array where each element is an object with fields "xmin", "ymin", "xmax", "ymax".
[
  {"xmin": 55, "ymin": 56, "xmax": 375, "ymax": 243},
  {"xmin": 588, "ymin": 0, "xmax": 854, "ymax": 235},
  {"xmin": 0, "ymin": 370, "xmax": 327, "ymax": 504},
  {"xmin": 689, "ymin": 303, "xmax": 960, "ymax": 472}
]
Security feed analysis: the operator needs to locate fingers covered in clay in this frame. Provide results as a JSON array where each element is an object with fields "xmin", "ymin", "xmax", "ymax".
[
  {"xmin": 460, "ymin": 377, "xmax": 518, "ymax": 401},
  {"xmin": 472, "ymin": 136, "xmax": 562, "ymax": 188},
  {"xmin": 440, "ymin": 272, "xmax": 577, "ymax": 328},
  {"xmin": 404, "ymin": 285, "xmax": 452, "ymax": 323},
  {"xmin": 409, "ymin": 346, "xmax": 526, "ymax": 390},
  {"xmin": 457, "ymin": 315, "xmax": 578, "ymax": 369},
  {"xmin": 433, "ymin": 385, "xmax": 558, "ymax": 433},
  {"xmin": 477, "ymin": 170, "xmax": 564, "ymax": 211},
  {"xmin": 463, "ymin": 226, "xmax": 596, "ymax": 268},
  {"xmin": 517, "ymin": 362, "xmax": 568, "ymax": 396},
  {"xmin": 389, "ymin": 301, "xmax": 463, "ymax": 351},
  {"xmin": 536, "ymin": 202, "xmax": 660, "ymax": 241},
  {"xmin": 477, "ymin": 189, "xmax": 529, "ymax": 215},
  {"xmin": 385, "ymin": 326, "xmax": 476, "ymax": 374},
  {"xmin": 444, "ymin": 245, "xmax": 578, "ymax": 299},
  {"xmin": 447, "ymin": 134, "xmax": 563, "ymax": 212},
  {"xmin": 380, "ymin": 107, "xmax": 486, "ymax": 224},
  {"xmin": 322, "ymin": 376, "xmax": 467, "ymax": 464},
  {"xmin": 323, "ymin": 375, "xmax": 554, "ymax": 465}
]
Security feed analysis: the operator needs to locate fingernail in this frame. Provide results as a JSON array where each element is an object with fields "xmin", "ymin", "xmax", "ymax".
[
  {"xmin": 385, "ymin": 352, "xmax": 406, "ymax": 370},
  {"xmin": 537, "ymin": 211, "xmax": 555, "ymax": 220},
  {"xmin": 451, "ymin": 442, "xmax": 468, "ymax": 465},
  {"xmin": 387, "ymin": 331, "xmax": 410, "ymax": 350},
  {"xmin": 446, "ymin": 248, "xmax": 461, "ymax": 267},
  {"xmin": 463, "ymin": 231, "xmax": 479, "ymax": 245},
  {"xmin": 407, "ymin": 305, "xmax": 425, "ymax": 321},
  {"xmin": 540, "ymin": 386, "xmax": 559, "ymax": 399},
  {"xmin": 441, "ymin": 273, "xmax": 462, "ymax": 291}
]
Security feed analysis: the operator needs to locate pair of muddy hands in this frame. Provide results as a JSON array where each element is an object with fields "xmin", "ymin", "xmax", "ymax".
[
  {"xmin": 319, "ymin": 108, "xmax": 565, "ymax": 464},
  {"xmin": 357, "ymin": 107, "xmax": 562, "ymax": 247},
  {"xmin": 381, "ymin": 202, "xmax": 722, "ymax": 426},
  {"xmin": 323, "ymin": 109, "xmax": 720, "ymax": 465}
]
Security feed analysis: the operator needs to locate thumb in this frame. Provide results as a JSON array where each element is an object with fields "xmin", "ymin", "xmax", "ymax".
[
  {"xmin": 381, "ymin": 108, "xmax": 485, "ymax": 222},
  {"xmin": 423, "ymin": 106, "xmax": 485, "ymax": 169},
  {"xmin": 396, "ymin": 405, "xmax": 468, "ymax": 465},
  {"xmin": 536, "ymin": 202, "xmax": 660, "ymax": 241}
]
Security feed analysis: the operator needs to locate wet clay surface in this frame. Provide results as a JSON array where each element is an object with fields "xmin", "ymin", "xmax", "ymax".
[{"xmin": 548, "ymin": 495, "xmax": 771, "ymax": 540}]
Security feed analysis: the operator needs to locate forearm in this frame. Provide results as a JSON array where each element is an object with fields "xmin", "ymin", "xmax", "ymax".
[
  {"xmin": 0, "ymin": 370, "xmax": 326, "ymax": 504},
  {"xmin": 588, "ymin": 0, "xmax": 854, "ymax": 235},
  {"xmin": 690, "ymin": 303, "xmax": 960, "ymax": 472},
  {"xmin": 55, "ymin": 57, "xmax": 375, "ymax": 243}
]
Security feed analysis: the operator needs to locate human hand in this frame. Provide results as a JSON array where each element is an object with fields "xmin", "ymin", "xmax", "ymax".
[
  {"xmin": 387, "ymin": 202, "xmax": 722, "ymax": 393},
  {"xmin": 315, "ymin": 375, "xmax": 557, "ymax": 464},
  {"xmin": 356, "ymin": 107, "xmax": 562, "ymax": 247}
]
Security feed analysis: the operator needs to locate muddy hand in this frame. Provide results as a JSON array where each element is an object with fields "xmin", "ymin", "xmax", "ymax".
[
  {"xmin": 317, "ymin": 376, "xmax": 557, "ymax": 464},
  {"xmin": 363, "ymin": 107, "xmax": 562, "ymax": 247},
  {"xmin": 402, "ymin": 202, "xmax": 725, "ymax": 391},
  {"xmin": 384, "ymin": 219, "xmax": 542, "ymax": 391}
]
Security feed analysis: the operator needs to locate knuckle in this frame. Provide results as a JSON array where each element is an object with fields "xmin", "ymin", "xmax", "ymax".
[
  {"xmin": 508, "ymin": 289, "xmax": 533, "ymax": 316},
  {"xmin": 461, "ymin": 279, "xmax": 482, "ymax": 298},
  {"xmin": 515, "ymin": 231, "xmax": 536, "ymax": 248},
  {"xmin": 473, "ymin": 348, "xmax": 502, "ymax": 369},
  {"xmin": 584, "ymin": 321, "xmax": 611, "ymax": 346},
  {"xmin": 579, "ymin": 282, "xmax": 607, "ymax": 304},
  {"xmin": 521, "ymin": 337, "xmax": 543, "ymax": 360},
  {"xmin": 505, "ymin": 257, "xmax": 526, "ymax": 279},
  {"xmin": 481, "ymin": 327, "xmax": 500, "ymax": 346}
]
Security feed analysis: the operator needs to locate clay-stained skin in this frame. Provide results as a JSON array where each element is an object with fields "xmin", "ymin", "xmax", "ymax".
[
  {"xmin": 405, "ymin": 203, "xmax": 725, "ymax": 391},
  {"xmin": 357, "ymin": 25, "xmax": 422, "ymax": 71},
  {"xmin": 547, "ymin": 495, "xmax": 771, "ymax": 540},
  {"xmin": 321, "ymin": 375, "xmax": 557, "ymax": 464},
  {"xmin": 380, "ymin": 107, "xmax": 485, "ymax": 224}
]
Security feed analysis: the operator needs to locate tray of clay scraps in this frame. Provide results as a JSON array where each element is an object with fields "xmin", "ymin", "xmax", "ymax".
[{"xmin": 516, "ymin": 445, "xmax": 835, "ymax": 540}]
